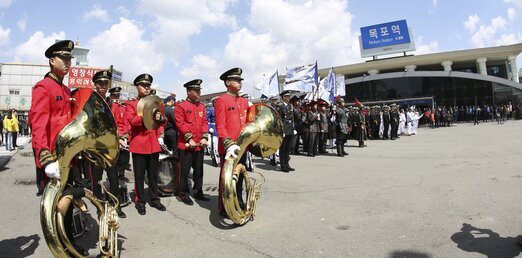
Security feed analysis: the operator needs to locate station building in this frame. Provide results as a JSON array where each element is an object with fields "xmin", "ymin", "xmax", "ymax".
[{"xmin": 320, "ymin": 43, "xmax": 522, "ymax": 108}]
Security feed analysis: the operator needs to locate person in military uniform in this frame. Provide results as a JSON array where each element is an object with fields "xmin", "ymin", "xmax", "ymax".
[
  {"xmin": 290, "ymin": 96, "xmax": 303, "ymax": 155},
  {"xmin": 163, "ymin": 94, "xmax": 178, "ymax": 158},
  {"xmin": 29, "ymin": 40, "xmax": 89, "ymax": 256},
  {"xmin": 125, "ymin": 74, "xmax": 167, "ymax": 215},
  {"xmin": 354, "ymin": 107, "xmax": 367, "ymax": 147},
  {"xmin": 335, "ymin": 97, "xmax": 349, "ymax": 157},
  {"xmin": 206, "ymin": 97, "xmax": 219, "ymax": 167},
  {"xmin": 306, "ymin": 101, "xmax": 320, "ymax": 156},
  {"xmin": 382, "ymin": 105, "xmax": 390, "ymax": 139},
  {"xmin": 276, "ymin": 90, "xmax": 296, "ymax": 172},
  {"xmin": 390, "ymin": 103, "xmax": 400, "ymax": 140},
  {"xmin": 89, "ymin": 70, "xmax": 126, "ymax": 218},
  {"xmin": 214, "ymin": 68, "xmax": 250, "ymax": 215},
  {"xmin": 317, "ymin": 101, "xmax": 329, "ymax": 154},
  {"xmin": 174, "ymin": 79, "xmax": 210, "ymax": 205}
]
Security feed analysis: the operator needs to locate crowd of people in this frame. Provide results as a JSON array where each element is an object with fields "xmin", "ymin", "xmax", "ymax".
[{"xmin": 27, "ymin": 40, "xmax": 521, "ymax": 256}]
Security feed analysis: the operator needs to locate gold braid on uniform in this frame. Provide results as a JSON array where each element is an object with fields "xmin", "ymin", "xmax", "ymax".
[
  {"xmin": 222, "ymin": 137, "xmax": 236, "ymax": 150},
  {"xmin": 39, "ymin": 148, "xmax": 54, "ymax": 167},
  {"xmin": 202, "ymin": 132, "xmax": 209, "ymax": 141},
  {"xmin": 184, "ymin": 132, "xmax": 193, "ymax": 141}
]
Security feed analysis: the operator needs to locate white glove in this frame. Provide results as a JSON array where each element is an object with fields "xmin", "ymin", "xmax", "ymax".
[
  {"xmin": 209, "ymin": 128, "xmax": 214, "ymax": 134},
  {"xmin": 225, "ymin": 144, "xmax": 240, "ymax": 160},
  {"xmin": 158, "ymin": 137, "xmax": 164, "ymax": 146},
  {"xmin": 293, "ymin": 130, "xmax": 297, "ymax": 135},
  {"xmin": 317, "ymin": 114, "xmax": 321, "ymax": 120},
  {"xmin": 44, "ymin": 161, "xmax": 60, "ymax": 179}
]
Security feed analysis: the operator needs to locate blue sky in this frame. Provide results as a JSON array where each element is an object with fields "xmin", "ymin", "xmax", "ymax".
[{"xmin": 0, "ymin": 0, "xmax": 521, "ymax": 97}]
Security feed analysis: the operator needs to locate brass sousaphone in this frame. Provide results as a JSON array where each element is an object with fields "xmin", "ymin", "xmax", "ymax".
[
  {"xmin": 221, "ymin": 103, "xmax": 283, "ymax": 225},
  {"xmin": 40, "ymin": 88, "xmax": 120, "ymax": 257}
]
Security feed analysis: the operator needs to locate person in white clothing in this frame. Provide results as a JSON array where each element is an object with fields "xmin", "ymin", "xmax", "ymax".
[
  {"xmin": 406, "ymin": 108, "xmax": 414, "ymax": 135},
  {"xmin": 412, "ymin": 110, "xmax": 424, "ymax": 135},
  {"xmin": 398, "ymin": 109, "xmax": 406, "ymax": 135}
]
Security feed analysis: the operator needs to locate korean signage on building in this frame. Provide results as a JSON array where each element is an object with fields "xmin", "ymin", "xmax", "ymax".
[
  {"xmin": 359, "ymin": 19, "xmax": 415, "ymax": 58},
  {"xmin": 67, "ymin": 67, "xmax": 103, "ymax": 88}
]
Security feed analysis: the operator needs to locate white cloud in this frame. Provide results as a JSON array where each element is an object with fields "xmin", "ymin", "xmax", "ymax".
[
  {"xmin": 0, "ymin": 25, "xmax": 10, "ymax": 46},
  {"xmin": 139, "ymin": 0, "xmax": 238, "ymax": 64},
  {"xmin": 83, "ymin": 4, "xmax": 109, "ymax": 22},
  {"xmin": 116, "ymin": 6, "xmax": 130, "ymax": 17},
  {"xmin": 12, "ymin": 31, "xmax": 66, "ymax": 63},
  {"xmin": 464, "ymin": 14, "xmax": 480, "ymax": 32},
  {"xmin": 414, "ymin": 36, "xmax": 439, "ymax": 55},
  {"xmin": 508, "ymin": 7, "xmax": 517, "ymax": 20},
  {"xmin": 432, "ymin": 0, "xmax": 438, "ymax": 8},
  {"xmin": 504, "ymin": 0, "xmax": 522, "ymax": 7},
  {"xmin": 17, "ymin": 18, "xmax": 26, "ymax": 32},
  {"xmin": 248, "ymin": 0, "xmax": 360, "ymax": 67},
  {"xmin": 495, "ymin": 32, "xmax": 522, "ymax": 45},
  {"xmin": 177, "ymin": 0, "xmax": 364, "ymax": 95},
  {"xmin": 87, "ymin": 18, "xmax": 164, "ymax": 81},
  {"xmin": 0, "ymin": 0, "xmax": 12, "ymax": 8},
  {"xmin": 470, "ymin": 16, "xmax": 507, "ymax": 47}
]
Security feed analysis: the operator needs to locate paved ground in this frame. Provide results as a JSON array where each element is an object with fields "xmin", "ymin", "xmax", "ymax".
[{"xmin": 0, "ymin": 121, "xmax": 521, "ymax": 258}]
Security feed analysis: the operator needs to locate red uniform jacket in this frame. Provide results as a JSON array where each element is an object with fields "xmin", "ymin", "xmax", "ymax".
[
  {"xmin": 174, "ymin": 99, "xmax": 208, "ymax": 151},
  {"xmin": 214, "ymin": 92, "xmax": 249, "ymax": 155},
  {"xmin": 111, "ymin": 100, "xmax": 129, "ymax": 137},
  {"xmin": 30, "ymin": 76, "xmax": 73, "ymax": 168},
  {"xmin": 125, "ymin": 99, "xmax": 164, "ymax": 154}
]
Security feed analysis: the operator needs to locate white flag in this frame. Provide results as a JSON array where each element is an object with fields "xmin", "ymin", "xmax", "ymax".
[
  {"xmin": 335, "ymin": 75, "xmax": 346, "ymax": 97},
  {"xmin": 284, "ymin": 62, "xmax": 318, "ymax": 92},
  {"xmin": 255, "ymin": 71, "xmax": 279, "ymax": 97}
]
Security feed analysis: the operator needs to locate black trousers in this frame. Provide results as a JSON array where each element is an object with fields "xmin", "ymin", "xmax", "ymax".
[
  {"xmin": 390, "ymin": 122, "xmax": 398, "ymax": 139},
  {"xmin": 177, "ymin": 149, "xmax": 204, "ymax": 197},
  {"xmin": 292, "ymin": 132, "xmax": 301, "ymax": 154},
  {"xmin": 218, "ymin": 154, "xmax": 246, "ymax": 212},
  {"xmin": 12, "ymin": 132, "xmax": 17, "ymax": 147},
  {"xmin": 279, "ymin": 134, "xmax": 293, "ymax": 167},
  {"xmin": 382, "ymin": 121, "xmax": 390, "ymax": 139},
  {"xmin": 132, "ymin": 152, "xmax": 160, "ymax": 208},
  {"xmin": 318, "ymin": 132, "xmax": 327, "ymax": 152},
  {"xmin": 90, "ymin": 164, "xmax": 119, "ymax": 201},
  {"xmin": 164, "ymin": 130, "xmax": 179, "ymax": 160},
  {"xmin": 115, "ymin": 149, "xmax": 130, "ymax": 179},
  {"xmin": 307, "ymin": 132, "xmax": 319, "ymax": 155}
]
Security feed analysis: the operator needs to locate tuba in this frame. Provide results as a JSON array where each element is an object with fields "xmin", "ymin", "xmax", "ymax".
[
  {"xmin": 221, "ymin": 104, "xmax": 283, "ymax": 225},
  {"xmin": 40, "ymin": 88, "xmax": 120, "ymax": 257}
]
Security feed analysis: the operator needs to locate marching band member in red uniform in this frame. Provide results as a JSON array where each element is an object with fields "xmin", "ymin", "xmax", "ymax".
[
  {"xmin": 108, "ymin": 86, "xmax": 131, "ymax": 203},
  {"xmin": 214, "ymin": 68, "xmax": 249, "ymax": 216},
  {"xmin": 174, "ymin": 79, "xmax": 210, "ymax": 205},
  {"xmin": 88, "ymin": 70, "xmax": 126, "ymax": 218},
  {"xmin": 29, "ymin": 40, "xmax": 89, "ymax": 256},
  {"xmin": 125, "ymin": 74, "xmax": 167, "ymax": 215}
]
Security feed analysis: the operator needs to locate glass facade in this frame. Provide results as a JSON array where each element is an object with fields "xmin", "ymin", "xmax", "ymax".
[{"xmin": 346, "ymin": 76, "xmax": 521, "ymax": 107}]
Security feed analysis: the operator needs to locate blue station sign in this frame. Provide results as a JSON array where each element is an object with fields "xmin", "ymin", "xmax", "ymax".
[{"xmin": 360, "ymin": 20, "xmax": 411, "ymax": 50}]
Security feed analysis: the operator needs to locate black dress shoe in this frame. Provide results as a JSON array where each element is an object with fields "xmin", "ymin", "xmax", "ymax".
[
  {"xmin": 36, "ymin": 190, "xmax": 43, "ymax": 197},
  {"xmin": 180, "ymin": 196, "xmax": 194, "ymax": 205},
  {"xmin": 270, "ymin": 160, "xmax": 277, "ymax": 166},
  {"xmin": 193, "ymin": 193, "xmax": 210, "ymax": 201},
  {"xmin": 117, "ymin": 209, "xmax": 127, "ymax": 218},
  {"xmin": 150, "ymin": 202, "xmax": 166, "ymax": 211},
  {"xmin": 281, "ymin": 167, "xmax": 289, "ymax": 172},
  {"xmin": 342, "ymin": 151, "xmax": 349, "ymax": 155},
  {"xmin": 286, "ymin": 165, "xmax": 295, "ymax": 171},
  {"xmin": 136, "ymin": 206, "xmax": 146, "ymax": 215}
]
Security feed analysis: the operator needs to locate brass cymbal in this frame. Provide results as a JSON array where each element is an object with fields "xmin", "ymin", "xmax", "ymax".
[{"xmin": 137, "ymin": 95, "xmax": 164, "ymax": 130}]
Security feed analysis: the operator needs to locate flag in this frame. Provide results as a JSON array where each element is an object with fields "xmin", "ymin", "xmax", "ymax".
[
  {"xmin": 284, "ymin": 62, "xmax": 318, "ymax": 92},
  {"xmin": 335, "ymin": 76, "xmax": 346, "ymax": 97},
  {"xmin": 355, "ymin": 98, "xmax": 361, "ymax": 107},
  {"xmin": 317, "ymin": 68, "xmax": 336, "ymax": 104},
  {"xmin": 255, "ymin": 70, "xmax": 280, "ymax": 97}
]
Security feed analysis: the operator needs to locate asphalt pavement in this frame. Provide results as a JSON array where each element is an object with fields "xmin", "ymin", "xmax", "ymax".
[{"xmin": 0, "ymin": 122, "xmax": 521, "ymax": 257}]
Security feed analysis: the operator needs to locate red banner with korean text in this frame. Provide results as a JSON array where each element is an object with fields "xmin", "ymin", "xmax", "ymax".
[{"xmin": 67, "ymin": 67, "xmax": 104, "ymax": 88}]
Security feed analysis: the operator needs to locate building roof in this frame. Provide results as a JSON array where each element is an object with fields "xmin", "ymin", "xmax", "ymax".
[{"xmin": 319, "ymin": 43, "xmax": 522, "ymax": 77}]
